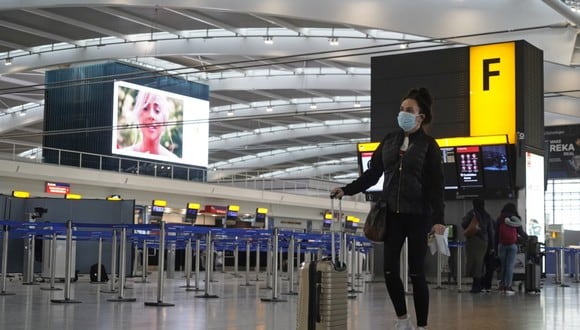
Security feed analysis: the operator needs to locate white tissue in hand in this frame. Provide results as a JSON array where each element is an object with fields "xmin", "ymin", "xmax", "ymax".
[{"xmin": 428, "ymin": 228, "xmax": 450, "ymax": 256}]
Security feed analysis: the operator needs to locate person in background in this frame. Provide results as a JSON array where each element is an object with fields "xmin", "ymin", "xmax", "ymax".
[
  {"xmin": 496, "ymin": 202, "xmax": 528, "ymax": 295},
  {"xmin": 126, "ymin": 90, "xmax": 178, "ymax": 158},
  {"xmin": 461, "ymin": 198, "xmax": 494, "ymax": 293},
  {"xmin": 331, "ymin": 87, "xmax": 445, "ymax": 330},
  {"xmin": 481, "ymin": 214, "xmax": 498, "ymax": 293}
]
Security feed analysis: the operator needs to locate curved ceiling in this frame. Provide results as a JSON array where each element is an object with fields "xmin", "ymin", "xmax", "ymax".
[{"xmin": 0, "ymin": 1, "xmax": 579, "ymax": 184}]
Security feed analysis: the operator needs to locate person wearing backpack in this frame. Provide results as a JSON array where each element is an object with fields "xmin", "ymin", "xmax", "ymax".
[
  {"xmin": 495, "ymin": 202, "xmax": 528, "ymax": 295},
  {"xmin": 461, "ymin": 198, "xmax": 494, "ymax": 294}
]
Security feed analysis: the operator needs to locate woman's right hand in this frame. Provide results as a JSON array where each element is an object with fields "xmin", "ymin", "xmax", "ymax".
[{"xmin": 330, "ymin": 187, "xmax": 344, "ymax": 199}]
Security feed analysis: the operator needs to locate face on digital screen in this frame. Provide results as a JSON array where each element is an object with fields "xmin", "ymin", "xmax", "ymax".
[{"xmin": 112, "ymin": 81, "xmax": 209, "ymax": 167}]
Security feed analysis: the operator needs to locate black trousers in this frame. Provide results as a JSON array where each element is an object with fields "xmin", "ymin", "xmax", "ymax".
[
  {"xmin": 482, "ymin": 250, "xmax": 497, "ymax": 290},
  {"xmin": 383, "ymin": 212, "xmax": 430, "ymax": 327}
]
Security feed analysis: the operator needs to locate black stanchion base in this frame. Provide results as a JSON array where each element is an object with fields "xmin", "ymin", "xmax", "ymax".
[
  {"xmin": 51, "ymin": 298, "xmax": 82, "ymax": 304},
  {"xmin": 0, "ymin": 292, "xmax": 15, "ymax": 296},
  {"xmin": 185, "ymin": 287, "xmax": 201, "ymax": 292},
  {"xmin": 179, "ymin": 285, "xmax": 195, "ymax": 288},
  {"xmin": 365, "ymin": 280, "xmax": 383, "ymax": 283},
  {"xmin": 240, "ymin": 283, "xmax": 255, "ymax": 287},
  {"xmin": 282, "ymin": 291, "xmax": 298, "ymax": 296},
  {"xmin": 108, "ymin": 297, "xmax": 137, "ymax": 302},
  {"xmin": 40, "ymin": 287, "xmax": 62, "ymax": 291},
  {"xmin": 434, "ymin": 286, "xmax": 445, "ymax": 290},
  {"xmin": 260, "ymin": 297, "xmax": 287, "ymax": 302},
  {"xmin": 134, "ymin": 280, "xmax": 150, "ymax": 284},
  {"xmin": 22, "ymin": 282, "xmax": 40, "ymax": 286},
  {"xmin": 100, "ymin": 289, "xmax": 119, "ymax": 294},
  {"xmin": 144, "ymin": 301, "xmax": 175, "ymax": 307},
  {"xmin": 195, "ymin": 293, "xmax": 219, "ymax": 298},
  {"xmin": 347, "ymin": 295, "xmax": 357, "ymax": 299},
  {"xmin": 260, "ymin": 286, "xmax": 272, "ymax": 290},
  {"xmin": 348, "ymin": 289, "xmax": 363, "ymax": 294}
]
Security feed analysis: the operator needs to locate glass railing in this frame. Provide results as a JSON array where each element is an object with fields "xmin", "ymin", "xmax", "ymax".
[{"xmin": 0, "ymin": 140, "xmax": 364, "ymax": 202}]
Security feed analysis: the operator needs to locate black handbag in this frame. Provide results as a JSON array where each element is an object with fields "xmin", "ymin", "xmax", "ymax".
[{"xmin": 364, "ymin": 199, "xmax": 388, "ymax": 242}]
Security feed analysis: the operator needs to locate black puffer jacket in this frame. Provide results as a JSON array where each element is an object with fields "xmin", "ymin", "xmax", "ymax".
[{"xmin": 342, "ymin": 128, "xmax": 445, "ymax": 225}]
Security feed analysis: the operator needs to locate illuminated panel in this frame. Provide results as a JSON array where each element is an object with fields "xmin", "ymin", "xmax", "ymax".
[
  {"xmin": 65, "ymin": 193, "xmax": 82, "ymax": 200},
  {"xmin": 12, "ymin": 191, "xmax": 30, "ymax": 198},
  {"xmin": 227, "ymin": 205, "xmax": 240, "ymax": 212},
  {"xmin": 436, "ymin": 134, "xmax": 508, "ymax": 148},
  {"xmin": 470, "ymin": 42, "xmax": 516, "ymax": 143},
  {"xmin": 256, "ymin": 207, "xmax": 268, "ymax": 214},
  {"xmin": 153, "ymin": 199, "xmax": 167, "ymax": 207},
  {"xmin": 187, "ymin": 203, "xmax": 201, "ymax": 210}
]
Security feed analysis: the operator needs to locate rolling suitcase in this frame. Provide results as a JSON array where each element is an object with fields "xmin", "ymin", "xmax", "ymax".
[
  {"xmin": 525, "ymin": 236, "xmax": 541, "ymax": 293},
  {"xmin": 525, "ymin": 262, "xmax": 541, "ymax": 293},
  {"xmin": 296, "ymin": 259, "xmax": 348, "ymax": 330}
]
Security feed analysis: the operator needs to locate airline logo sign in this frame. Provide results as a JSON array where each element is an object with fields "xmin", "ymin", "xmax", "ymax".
[{"xmin": 469, "ymin": 42, "xmax": 516, "ymax": 144}]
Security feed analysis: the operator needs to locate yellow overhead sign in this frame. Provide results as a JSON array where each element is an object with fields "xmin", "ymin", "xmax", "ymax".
[
  {"xmin": 469, "ymin": 42, "xmax": 516, "ymax": 144},
  {"xmin": 436, "ymin": 134, "xmax": 508, "ymax": 148}
]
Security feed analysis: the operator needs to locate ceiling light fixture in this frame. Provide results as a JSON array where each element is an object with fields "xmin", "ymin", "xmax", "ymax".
[
  {"xmin": 263, "ymin": 36, "xmax": 274, "ymax": 44},
  {"xmin": 354, "ymin": 101, "xmax": 361, "ymax": 108},
  {"xmin": 310, "ymin": 103, "xmax": 317, "ymax": 110},
  {"xmin": 329, "ymin": 37, "xmax": 339, "ymax": 46},
  {"xmin": 400, "ymin": 43, "xmax": 409, "ymax": 49},
  {"xmin": 227, "ymin": 110, "xmax": 234, "ymax": 116},
  {"xmin": 4, "ymin": 57, "xmax": 12, "ymax": 66},
  {"xmin": 266, "ymin": 106, "xmax": 273, "ymax": 112}
]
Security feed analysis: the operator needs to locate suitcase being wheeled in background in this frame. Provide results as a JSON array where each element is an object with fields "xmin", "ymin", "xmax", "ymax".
[
  {"xmin": 297, "ymin": 259, "xmax": 348, "ymax": 330},
  {"xmin": 524, "ymin": 235, "xmax": 542, "ymax": 294}
]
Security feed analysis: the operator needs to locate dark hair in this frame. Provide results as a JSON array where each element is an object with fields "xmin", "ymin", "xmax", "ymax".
[
  {"xmin": 402, "ymin": 87, "xmax": 433, "ymax": 124},
  {"xmin": 472, "ymin": 198, "xmax": 485, "ymax": 211},
  {"xmin": 501, "ymin": 202, "xmax": 519, "ymax": 216}
]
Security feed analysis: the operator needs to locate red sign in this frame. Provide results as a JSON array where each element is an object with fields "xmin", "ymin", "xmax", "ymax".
[
  {"xmin": 203, "ymin": 205, "xmax": 227, "ymax": 215},
  {"xmin": 45, "ymin": 182, "xmax": 71, "ymax": 195}
]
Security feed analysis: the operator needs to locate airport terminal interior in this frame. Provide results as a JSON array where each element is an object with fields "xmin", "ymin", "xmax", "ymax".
[{"xmin": 1, "ymin": 1, "xmax": 580, "ymax": 329}]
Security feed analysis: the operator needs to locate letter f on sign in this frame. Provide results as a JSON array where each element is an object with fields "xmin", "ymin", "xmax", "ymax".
[{"xmin": 483, "ymin": 58, "xmax": 500, "ymax": 91}]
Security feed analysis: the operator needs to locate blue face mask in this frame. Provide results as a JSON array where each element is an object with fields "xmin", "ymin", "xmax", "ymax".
[{"xmin": 397, "ymin": 111, "xmax": 418, "ymax": 132}]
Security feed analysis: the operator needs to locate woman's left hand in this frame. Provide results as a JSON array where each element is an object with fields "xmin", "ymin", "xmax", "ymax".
[{"xmin": 432, "ymin": 224, "xmax": 446, "ymax": 235}]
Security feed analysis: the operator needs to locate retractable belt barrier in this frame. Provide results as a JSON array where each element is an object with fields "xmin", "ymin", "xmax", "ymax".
[{"xmin": 0, "ymin": 218, "xmax": 373, "ymax": 306}]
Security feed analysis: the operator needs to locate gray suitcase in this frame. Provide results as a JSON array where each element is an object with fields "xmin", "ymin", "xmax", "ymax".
[{"xmin": 296, "ymin": 259, "xmax": 348, "ymax": 330}]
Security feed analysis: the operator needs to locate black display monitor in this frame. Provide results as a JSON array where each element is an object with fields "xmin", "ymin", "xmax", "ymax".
[
  {"xmin": 255, "ymin": 207, "xmax": 268, "ymax": 227},
  {"xmin": 150, "ymin": 205, "xmax": 165, "ymax": 223},
  {"xmin": 441, "ymin": 146, "xmax": 459, "ymax": 199},
  {"xmin": 451, "ymin": 143, "xmax": 515, "ymax": 199},
  {"xmin": 480, "ymin": 144, "xmax": 515, "ymax": 198},
  {"xmin": 184, "ymin": 202, "xmax": 200, "ymax": 223},
  {"xmin": 344, "ymin": 216, "xmax": 359, "ymax": 233},
  {"xmin": 455, "ymin": 145, "xmax": 484, "ymax": 191},
  {"xmin": 185, "ymin": 208, "xmax": 198, "ymax": 223}
]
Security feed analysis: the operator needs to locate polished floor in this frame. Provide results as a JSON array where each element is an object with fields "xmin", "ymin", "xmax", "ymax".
[{"xmin": 0, "ymin": 270, "xmax": 579, "ymax": 330}]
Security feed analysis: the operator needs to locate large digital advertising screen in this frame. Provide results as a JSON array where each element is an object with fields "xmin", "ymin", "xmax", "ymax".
[
  {"xmin": 112, "ymin": 81, "xmax": 209, "ymax": 167},
  {"xmin": 525, "ymin": 152, "xmax": 545, "ymax": 243}
]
